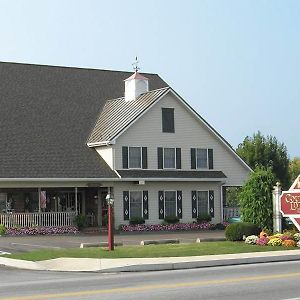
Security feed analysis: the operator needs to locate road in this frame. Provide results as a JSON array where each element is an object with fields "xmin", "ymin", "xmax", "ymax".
[{"xmin": 0, "ymin": 261, "xmax": 300, "ymax": 300}]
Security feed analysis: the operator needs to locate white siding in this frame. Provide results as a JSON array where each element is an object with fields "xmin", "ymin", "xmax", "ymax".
[
  {"xmin": 113, "ymin": 181, "xmax": 222, "ymax": 228},
  {"xmin": 114, "ymin": 92, "xmax": 250, "ymax": 186},
  {"xmin": 95, "ymin": 146, "xmax": 114, "ymax": 169}
]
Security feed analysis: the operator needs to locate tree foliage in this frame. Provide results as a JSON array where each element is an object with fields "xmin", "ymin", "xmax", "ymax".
[
  {"xmin": 236, "ymin": 131, "xmax": 289, "ymax": 189},
  {"xmin": 238, "ymin": 166, "xmax": 275, "ymax": 230},
  {"xmin": 289, "ymin": 157, "xmax": 300, "ymax": 186}
]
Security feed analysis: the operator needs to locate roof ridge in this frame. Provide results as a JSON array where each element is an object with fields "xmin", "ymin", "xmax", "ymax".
[{"xmin": 0, "ymin": 60, "xmax": 161, "ymax": 76}]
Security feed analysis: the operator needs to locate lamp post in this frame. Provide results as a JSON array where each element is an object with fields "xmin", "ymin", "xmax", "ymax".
[{"xmin": 106, "ymin": 191, "xmax": 114, "ymax": 251}]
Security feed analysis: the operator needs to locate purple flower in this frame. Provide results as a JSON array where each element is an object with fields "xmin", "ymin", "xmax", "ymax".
[{"xmin": 256, "ymin": 236, "xmax": 269, "ymax": 246}]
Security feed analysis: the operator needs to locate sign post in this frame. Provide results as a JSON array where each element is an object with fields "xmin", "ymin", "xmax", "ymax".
[
  {"xmin": 272, "ymin": 182, "xmax": 282, "ymax": 233},
  {"xmin": 279, "ymin": 175, "xmax": 300, "ymax": 231}
]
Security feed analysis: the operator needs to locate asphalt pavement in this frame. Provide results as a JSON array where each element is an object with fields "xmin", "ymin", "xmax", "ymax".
[
  {"xmin": 0, "ymin": 230, "xmax": 225, "ymax": 253},
  {"xmin": 1, "ymin": 261, "xmax": 300, "ymax": 299}
]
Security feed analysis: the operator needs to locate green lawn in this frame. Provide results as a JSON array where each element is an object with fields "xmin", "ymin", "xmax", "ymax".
[{"xmin": 4, "ymin": 241, "xmax": 296, "ymax": 261}]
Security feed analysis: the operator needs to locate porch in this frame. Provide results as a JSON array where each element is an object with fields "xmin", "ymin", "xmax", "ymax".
[{"xmin": 0, "ymin": 186, "xmax": 111, "ymax": 228}]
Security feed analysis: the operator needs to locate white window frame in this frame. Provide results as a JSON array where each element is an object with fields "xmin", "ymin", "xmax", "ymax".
[
  {"xmin": 129, "ymin": 191, "xmax": 143, "ymax": 219},
  {"xmin": 196, "ymin": 190, "xmax": 209, "ymax": 216},
  {"xmin": 128, "ymin": 146, "xmax": 142, "ymax": 169},
  {"xmin": 163, "ymin": 147, "xmax": 176, "ymax": 169},
  {"xmin": 196, "ymin": 148, "xmax": 208, "ymax": 169},
  {"xmin": 164, "ymin": 190, "xmax": 177, "ymax": 217}
]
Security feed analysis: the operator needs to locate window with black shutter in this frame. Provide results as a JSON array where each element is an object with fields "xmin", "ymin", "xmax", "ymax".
[{"xmin": 162, "ymin": 108, "xmax": 175, "ymax": 133}]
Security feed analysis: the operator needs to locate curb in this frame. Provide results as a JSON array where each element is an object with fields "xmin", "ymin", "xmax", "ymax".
[{"xmin": 1, "ymin": 251, "xmax": 300, "ymax": 273}]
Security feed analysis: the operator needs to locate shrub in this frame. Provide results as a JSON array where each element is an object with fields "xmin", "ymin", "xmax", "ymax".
[
  {"xmin": 245, "ymin": 235, "xmax": 258, "ymax": 245},
  {"xmin": 282, "ymin": 240, "xmax": 296, "ymax": 247},
  {"xmin": 294, "ymin": 233, "xmax": 300, "ymax": 242},
  {"xmin": 0, "ymin": 224, "xmax": 6, "ymax": 236},
  {"xmin": 256, "ymin": 237, "xmax": 269, "ymax": 246},
  {"xmin": 74, "ymin": 214, "xmax": 87, "ymax": 229},
  {"xmin": 210, "ymin": 223, "xmax": 226, "ymax": 230},
  {"xmin": 297, "ymin": 241, "xmax": 300, "ymax": 247},
  {"xmin": 129, "ymin": 217, "xmax": 145, "ymax": 225},
  {"xmin": 196, "ymin": 213, "xmax": 211, "ymax": 223},
  {"xmin": 164, "ymin": 216, "xmax": 180, "ymax": 224},
  {"xmin": 225, "ymin": 222, "xmax": 261, "ymax": 241},
  {"xmin": 238, "ymin": 166, "xmax": 275, "ymax": 230},
  {"xmin": 268, "ymin": 237, "xmax": 282, "ymax": 246}
]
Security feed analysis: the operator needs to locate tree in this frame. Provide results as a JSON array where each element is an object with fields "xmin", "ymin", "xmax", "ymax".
[
  {"xmin": 289, "ymin": 157, "xmax": 300, "ymax": 186},
  {"xmin": 238, "ymin": 166, "xmax": 275, "ymax": 230},
  {"xmin": 236, "ymin": 131, "xmax": 289, "ymax": 189}
]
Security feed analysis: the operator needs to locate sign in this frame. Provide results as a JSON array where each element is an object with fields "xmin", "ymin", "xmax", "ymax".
[{"xmin": 280, "ymin": 175, "xmax": 300, "ymax": 230}]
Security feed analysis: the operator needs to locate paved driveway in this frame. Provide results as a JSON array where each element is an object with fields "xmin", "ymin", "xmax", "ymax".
[{"xmin": 0, "ymin": 230, "xmax": 225, "ymax": 254}]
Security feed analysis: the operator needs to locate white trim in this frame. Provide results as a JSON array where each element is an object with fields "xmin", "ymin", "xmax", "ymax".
[
  {"xmin": 118, "ymin": 178, "xmax": 226, "ymax": 182},
  {"xmin": 220, "ymin": 185, "xmax": 224, "ymax": 223},
  {"xmin": 87, "ymin": 141, "xmax": 114, "ymax": 147}
]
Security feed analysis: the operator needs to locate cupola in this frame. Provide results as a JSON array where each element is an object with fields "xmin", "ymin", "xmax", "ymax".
[{"xmin": 124, "ymin": 71, "xmax": 149, "ymax": 102}]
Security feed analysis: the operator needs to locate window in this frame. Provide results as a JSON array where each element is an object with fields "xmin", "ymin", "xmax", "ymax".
[
  {"xmin": 164, "ymin": 148, "xmax": 176, "ymax": 168},
  {"xmin": 197, "ymin": 191, "xmax": 209, "ymax": 216},
  {"xmin": 129, "ymin": 191, "xmax": 143, "ymax": 218},
  {"xmin": 129, "ymin": 147, "xmax": 141, "ymax": 169},
  {"xmin": 191, "ymin": 148, "xmax": 213, "ymax": 169},
  {"xmin": 197, "ymin": 148, "xmax": 208, "ymax": 169},
  {"xmin": 122, "ymin": 146, "xmax": 148, "ymax": 169},
  {"xmin": 158, "ymin": 147, "xmax": 181, "ymax": 169},
  {"xmin": 164, "ymin": 191, "xmax": 177, "ymax": 217},
  {"xmin": 162, "ymin": 108, "xmax": 175, "ymax": 133}
]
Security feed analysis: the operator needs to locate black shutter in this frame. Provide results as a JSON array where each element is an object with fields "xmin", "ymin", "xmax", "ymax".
[
  {"xmin": 143, "ymin": 191, "xmax": 149, "ymax": 219},
  {"xmin": 158, "ymin": 191, "xmax": 165, "ymax": 219},
  {"xmin": 177, "ymin": 191, "xmax": 182, "ymax": 219},
  {"xmin": 191, "ymin": 148, "xmax": 196, "ymax": 169},
  {"xmin": 142, "ymin": 147, "xmax": 148, "ymax": 169},
  {"xmin": 123, "ymin": 191, "xmax": 129, "ymax": 220},
  {"xmin": 209, "ymin": 190, "xmax": 215, "ymax": 218},
  {"xmin": 157, "ymin": 147, "xmax": 163, "ymax": 169},
  {"xmin": 122, "ymin": 146, "xmax": 128, "ymax": 169},
  {"xmin": 192, "ymin": 190, "xmax": 197, "ymax": 218},
  {"xmin": 176, "ymin": 148, "xmax": 181, "ymax": 169},
  {"xmin": 208, "ymin": 149, "xmax": 214, "ymax": 169}
]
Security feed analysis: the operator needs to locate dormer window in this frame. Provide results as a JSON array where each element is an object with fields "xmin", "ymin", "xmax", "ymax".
[{"xmin": 162, "ymin": 108, "xmax": 175, "ymax": 133}]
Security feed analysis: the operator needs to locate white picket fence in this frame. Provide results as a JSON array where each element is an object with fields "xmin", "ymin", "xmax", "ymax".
[
  {"xmin": 223, "ymin": 207, "xmax": 240, "ymax": 220},
  {"xmin": 0, "ymin": 212, "xmax": 76, "ymax": 228}
]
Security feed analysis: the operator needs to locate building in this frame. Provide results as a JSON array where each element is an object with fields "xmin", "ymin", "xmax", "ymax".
[{"xmin": 0, "ymin": 62, "xmax": 251, "ymax": 229}]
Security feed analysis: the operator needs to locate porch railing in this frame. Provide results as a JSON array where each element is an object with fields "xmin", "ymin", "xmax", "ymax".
[
  {"xmin": 0, "ymin": 212, "xmax": 76, "ymax": 228},
  {"xmin": 223, "ymin": 207, "xmax": 240, "ymax": 220}
]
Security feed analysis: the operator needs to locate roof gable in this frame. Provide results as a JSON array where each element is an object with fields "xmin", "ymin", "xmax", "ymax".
[{"xmin": 87, "ymin": 87, "xmax": 170, "ymax": 146}]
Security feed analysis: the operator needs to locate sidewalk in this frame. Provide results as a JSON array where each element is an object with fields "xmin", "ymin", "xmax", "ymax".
[{"xmin": 1, "ymin": 250, "xmax": 300, "ymax": 273}]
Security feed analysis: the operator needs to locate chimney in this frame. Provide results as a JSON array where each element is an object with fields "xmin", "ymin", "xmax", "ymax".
[{"xmin": 124, "ymin": 71, "xmax": 149, "ymax": 102}]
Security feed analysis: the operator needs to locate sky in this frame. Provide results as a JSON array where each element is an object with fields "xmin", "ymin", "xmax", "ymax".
[{"xmin": 0, "ymin": 0, "xmax": 299, "ymax": 158}]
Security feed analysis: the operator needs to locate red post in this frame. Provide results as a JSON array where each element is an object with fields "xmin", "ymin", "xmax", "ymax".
[{"xmin": 108, "ymin": 203, "xmax": 114, "ymax": 251}]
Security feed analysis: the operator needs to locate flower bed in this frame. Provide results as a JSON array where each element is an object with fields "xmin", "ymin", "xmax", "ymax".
[
  {"xmin": 120, "ymin": 222, "xmax": 221, "ymax": 232},
  {"xmin": 5, "ymin": 226, "xmax": 79, "ymax": 236},
  {"xmin": 244, "ymin": 230, "xmax": 300, "ymax": 248}
]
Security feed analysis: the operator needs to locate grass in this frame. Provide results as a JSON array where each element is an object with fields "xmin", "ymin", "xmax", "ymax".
[{"xmin": 4, "ymin": 241, "xmax": 297, "ymax": 261}]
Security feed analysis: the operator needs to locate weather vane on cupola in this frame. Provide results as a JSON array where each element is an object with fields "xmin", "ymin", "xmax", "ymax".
[{"xmin": 132, "ymin": 56, "xmax": 140, "ymax": 72}]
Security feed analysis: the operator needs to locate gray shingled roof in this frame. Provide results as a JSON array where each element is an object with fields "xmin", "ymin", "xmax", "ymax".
[
  {"xmin": 0, "ymin": 62, "xmax": 167, "ymax": 178},
  {"xmin": 117, "ymin": 170, "xmax": 227, "ymax": 179},
  {"xmin": 88, "ymin": 87, "xmax": 169, "ymax": 144}
]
